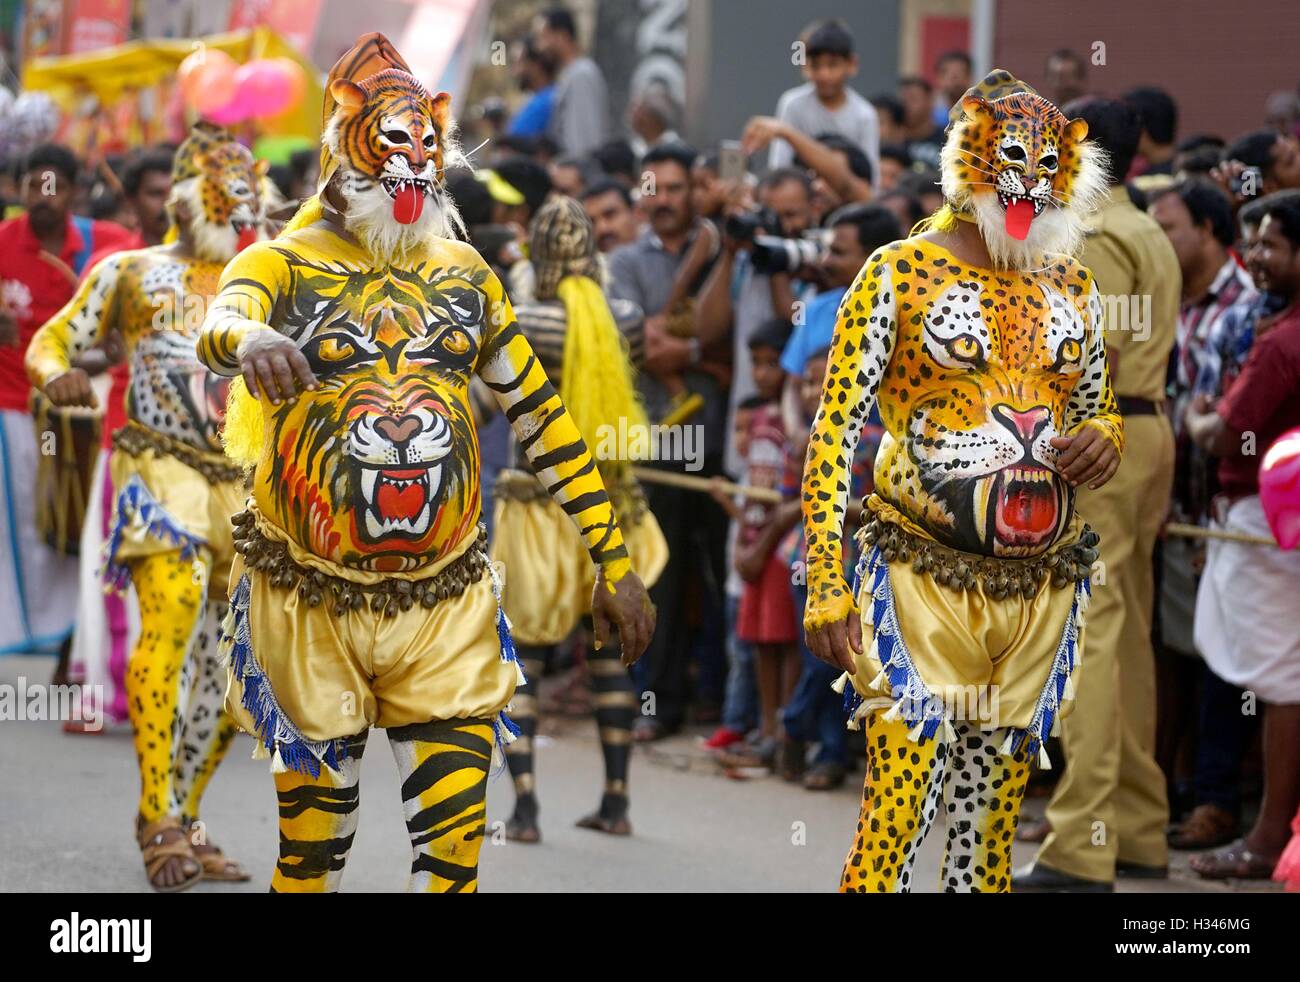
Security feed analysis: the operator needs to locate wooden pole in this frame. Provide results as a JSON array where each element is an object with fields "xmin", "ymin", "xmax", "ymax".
[
  {"xmin": 1163, "ymin": 522, "xmax": 1276, "ymax": 547},
  {"xmin": 630, "ymin": 469, "xmax": 1280, "ymax": 547}
]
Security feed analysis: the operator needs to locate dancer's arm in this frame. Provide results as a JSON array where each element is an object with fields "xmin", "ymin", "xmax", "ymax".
[
  {"xmin": 800, "ymin": 255, "xmax": 897, "ymax": 670},
  {"xmin": 197, "ymin": 242, "xmax": 317, "ymax": 403},
  {"xmin": 1050, "ymin": 280, "xmax": 1124, "ymax": 490},
  {"xmin": 25, "ymin": 253, "xmax": 125, "ymax": 407},
  {"xmin": 475, "ymin": 265, "xmax": 655, "ymax": 661}
]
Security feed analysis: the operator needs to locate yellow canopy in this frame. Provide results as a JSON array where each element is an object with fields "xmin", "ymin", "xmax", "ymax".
[{"xmin": 21, "ymin": 27, "xmax": 323, "ymax": 140}]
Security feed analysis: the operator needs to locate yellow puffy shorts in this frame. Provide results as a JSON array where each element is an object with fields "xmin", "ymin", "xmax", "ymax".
[
  {"xmin": 491, "ymin": 490, "xmax": 668, "ymax": 646},
  {"xmin": 842, "ymin": 504, "xmax": 1088, "ymax": 757},
  {"xmin": 108, "ymin": 447, "xmax": 243, "ymax": 595},
  {"xmin": 223, "ymin": 554, "xmax": 518, "ymax": 751}
]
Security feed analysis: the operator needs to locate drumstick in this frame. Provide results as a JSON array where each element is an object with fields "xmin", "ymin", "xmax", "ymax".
[{"xmin": 630, "ymin": 470, "xmax": 1281, "ymax": 547}]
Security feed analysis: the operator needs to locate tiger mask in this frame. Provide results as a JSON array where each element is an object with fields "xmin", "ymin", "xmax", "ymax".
[
  {"xmin": 941, "ymin": 70, "xmax": 1108, "ymax": 271},
  {"xmin": 324, "ymin": 68, "xmax": 466, "ymax": 261},
  {"xmin": 169, "ymin": 125, "xmax": 267, "ymax": 264}
]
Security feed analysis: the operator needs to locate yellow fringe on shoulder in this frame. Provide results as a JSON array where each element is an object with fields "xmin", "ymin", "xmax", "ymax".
[
  {"xmin": 910, "ymin": 202, "xmax": 959, "ymax": 238},
  {"xmin": 555, "ymin": 274, "xmax": 648, "ymax": 482},
  {"xmin": 218, "ymin": 194, "xmax": 326, "ymax": 469},
  {"xmin": 222, "ymin": 376, "xmax": 264, "ymax": 468},
  {"xmin": 280, "ymin": 193, "xmax": 324, "ymax": 235}
]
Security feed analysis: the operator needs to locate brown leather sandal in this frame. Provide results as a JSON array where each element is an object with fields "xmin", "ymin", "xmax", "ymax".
[
  {"xmin": 189, "ymin": 823, "xmax": 251, "ymax": 882},
  {"xmin": 137, "ymin": 816, "xmax": 203, "ymax": 893},
  {"xmin": 1168, "ymin": 804, "xmax": 1238, "ymax": 850}
]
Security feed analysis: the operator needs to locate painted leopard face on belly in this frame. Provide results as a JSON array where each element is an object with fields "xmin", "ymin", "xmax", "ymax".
[{"xmin": 871, "ymin": 246, "xmax": 1095, "ymax": 556}]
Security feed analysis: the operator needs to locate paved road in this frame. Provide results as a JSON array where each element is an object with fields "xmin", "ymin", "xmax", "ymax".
[{"xmin": 0, "ymin": 655, "xmax": 1273, "ymax": 893}]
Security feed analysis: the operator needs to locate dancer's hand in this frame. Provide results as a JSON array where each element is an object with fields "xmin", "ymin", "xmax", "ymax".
[
  {"xmin": 592, "ymin": 568, "xmax": 656, "ymax": 667},
  {"xmin": 803, "ymin": 584, "xmax": 862, "ymax": 674},
  {"xmin": 1050, "ymin": 424, "xmax": 1119, "ymax": 489},
  {"xmin": 45, "ymin": 367, "xmax": 97, "ymax": 408},
  {"xmin": 805, "ymin": 611, "xmax": 862, "ymax": 675},
  {"xmin": 237, "ymin": 328, "xmax": 317, "ymax": 404}
]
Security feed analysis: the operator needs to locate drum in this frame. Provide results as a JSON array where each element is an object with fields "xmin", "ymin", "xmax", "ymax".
[{"xmin": 30, "ymin": 382, "xmax": 106, "ymax": 555}]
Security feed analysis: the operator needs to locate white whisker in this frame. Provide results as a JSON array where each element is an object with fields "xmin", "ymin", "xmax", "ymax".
[
  {"xmin": 952, "ymin": 146, "xmax": 997, "ymax": 170},
  {"xmin": 463, "ymin": 137, "xmax": 491, "ymax": 162}
]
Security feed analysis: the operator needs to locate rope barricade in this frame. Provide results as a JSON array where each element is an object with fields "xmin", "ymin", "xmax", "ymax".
[{"xmin": 630, "ymin": 468, "xmax": 1280, "ymax": 548}]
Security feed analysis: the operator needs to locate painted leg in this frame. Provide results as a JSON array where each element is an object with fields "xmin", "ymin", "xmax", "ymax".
[
  {"xmin": 271, "ymin": 731, "xmax": 368, "ymax": 893},
  {"xmin": 840, "ymin": 709, "xmax": 947, "ymax": 893},
  {"xmin": 939, "ymin": 723, "xmax": 1032, "ymax": 893},
  {"xmin": 171, "ymin": 597, "xmax": 245, "ymax": 879},
  {"xmin": 504, "ymin": 644, "xmax": 548, "ymax": 841},
  {"xmin": 388, "ymin": 718, "xmax": 493, "ymax": 893},
  {"xmin": 125, "ymin": 549, "xmax": 208, "ymax": 824},
  {"xmin": 172, "ymin": 598, "xmax": 237, "ymax": 824},
  {"xmin": 576, "ymin": 637, "xmax": 636, "ymax": 835}
]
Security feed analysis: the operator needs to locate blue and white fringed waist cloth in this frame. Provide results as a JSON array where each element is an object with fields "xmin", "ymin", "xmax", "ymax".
[{"xmin": 832, "ymin": 538, "xmax": 1092, "ymax": 769}]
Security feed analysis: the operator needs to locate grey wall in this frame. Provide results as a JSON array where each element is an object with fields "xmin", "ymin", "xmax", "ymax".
[{"xmin": 686, "ymin": 0, "xmax": 901, "ymax": 154}]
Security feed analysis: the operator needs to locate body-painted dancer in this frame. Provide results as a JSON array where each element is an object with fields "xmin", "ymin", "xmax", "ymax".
[
  {"xmin": 26, "ymin": 123, "xmax": 265, "ymax": 891},
  {"xmin": 196, "ymin": 34, "xmax": 654, "ymax": 893},
  {"xmin": 490, "ymin": 197, "xmax": 668, "ymax": 840},
  {"xmin": 799, "ymin": 71, "xmax": 1124, "ymax": 893}
]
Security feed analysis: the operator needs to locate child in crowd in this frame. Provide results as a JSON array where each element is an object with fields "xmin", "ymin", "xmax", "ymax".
[
  {"xmin": 709, "ymin": 320, "xmax": 801, "ymax": 769},
  {"xmin": 704, "ymin": 395, "xmax": 764, "ymax": 751},
  {"xmin": 767, "ymin": 19, "xmax": 880, "ymax": 185},
  {"xmin": 778, "ymin": 345, "xmax": 884, "ymax": 789}
]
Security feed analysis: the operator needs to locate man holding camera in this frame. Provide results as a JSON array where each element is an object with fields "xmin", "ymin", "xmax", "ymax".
[
  {"xmin": 697, "ymin": 168, "xmax": 819, "ymax": 476},
  {"xmin": 607, "ymin": 142, "xmax": 729, "ymax": 739}
]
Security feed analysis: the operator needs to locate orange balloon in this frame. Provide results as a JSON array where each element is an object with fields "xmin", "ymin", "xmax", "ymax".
[
  {"xmin": 177, "ymin": 50, "xmax": 205, "ymax": 99},
  {"xmin": 179, "ymin": 49, "xmax": 238, "ymax": 114}
]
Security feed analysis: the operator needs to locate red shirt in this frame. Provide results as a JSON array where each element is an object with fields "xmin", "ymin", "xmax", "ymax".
[
  {"xmin": 1217, "ymin": 302, "xmax": 1300, "ymax": 500},
  {"xmin": 0, "ymin": 214, "xmax": 134, "ymax": 412}
]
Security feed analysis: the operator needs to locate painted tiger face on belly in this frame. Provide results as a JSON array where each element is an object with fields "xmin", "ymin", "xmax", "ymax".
[
  {"xmin": 870, "ymin": 244, "xmax": 1097, "ymax": 557},
  {"xmin": 255, "ymin": 254, "xmax": 489, "ymax": 571}
]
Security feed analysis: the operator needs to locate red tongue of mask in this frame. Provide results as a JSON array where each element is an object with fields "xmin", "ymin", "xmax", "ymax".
[
  {"xmin": 236, "ymin": 226, "xmax": 258, "ymax": 252},
  {"xmin": 1005, "ymin": 198, "xmax": 1035, "ymax": 240},
  {"xmin": 393, "ymin": 183, "xmax": 425, "ymax": 225}
]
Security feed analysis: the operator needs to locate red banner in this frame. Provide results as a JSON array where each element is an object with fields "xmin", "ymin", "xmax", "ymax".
[
  {"xmin": 65, "ymin": 0, "xmax": 129, "ymax": 55},
  {"xmin": 228, "ymin": 0, "xmax": 323, "ymax": 56}
]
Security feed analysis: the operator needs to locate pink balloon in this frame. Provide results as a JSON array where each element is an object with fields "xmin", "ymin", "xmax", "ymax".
[
  {"xmin": 1260, "ymin": 427, "xmax": 1300, "ymax": 550},
  {"xmin": 204, "ymin": 96, "xmax": 250, "ymax": 126},
  {"xmin": 233, "ymin": 60, "xmax": 292, "ymax": 119}
]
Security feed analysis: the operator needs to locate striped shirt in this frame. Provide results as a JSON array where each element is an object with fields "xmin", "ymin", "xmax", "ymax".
[
  {"xmin": 1172, "ymin": 257, "xmax": 1257, "ymax": 435},
  {"xmin": 1169, "ymin": 257, "xmax": 1258, "ymax": 523}
]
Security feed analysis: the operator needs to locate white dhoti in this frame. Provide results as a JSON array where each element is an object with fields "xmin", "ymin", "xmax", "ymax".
[
  {"xmin": 1194, "ymin": 494, "xmax": 1300, "ymax": 704},
  {"xmin": 0, "ymin": 408, "xmax": 78, "ymax": 654}
]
